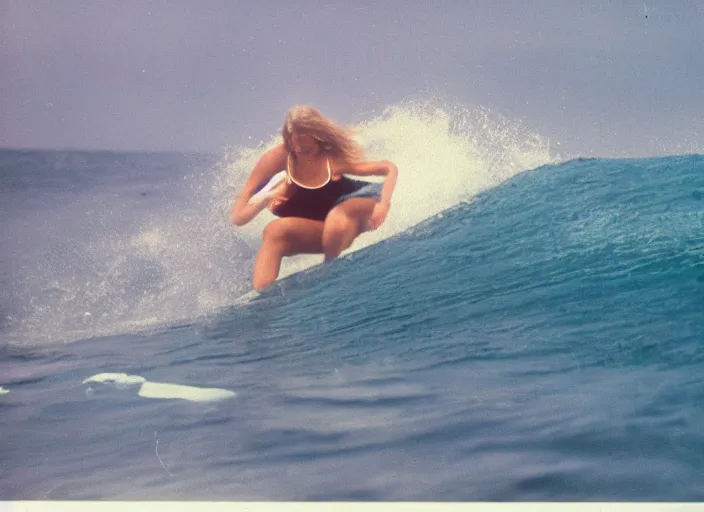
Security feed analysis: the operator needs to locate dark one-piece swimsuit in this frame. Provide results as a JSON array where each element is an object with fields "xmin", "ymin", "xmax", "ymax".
[{"xmin": 264, "ymin": 155, "xmax": 382, "ymax": 222}]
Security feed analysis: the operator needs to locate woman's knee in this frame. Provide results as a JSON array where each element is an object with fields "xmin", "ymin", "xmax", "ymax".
[
  {"xmin": 261, "ymin": 218, "xmax": 325, "ymax": 256},
  {"xmin": 260, "ymin": 221, "xmax": 297, "ymax": 259},
  {"xmin": 262, "ymin": 219, "xmax": 292, "ymax": 244},
  {"xmin": 327, "ymin": 199, "xmax": 376, "ymax": 230},
  {"xmin": 324, "ymin": 208, "xmax": 357, "ymax": 236}
]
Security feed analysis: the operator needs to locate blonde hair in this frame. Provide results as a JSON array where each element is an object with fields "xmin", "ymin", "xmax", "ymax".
[{"xmin": 281, "ymin": 106, "xmax": 365, "ymax": 163}]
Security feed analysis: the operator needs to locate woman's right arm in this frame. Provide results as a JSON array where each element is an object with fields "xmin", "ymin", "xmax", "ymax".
[{"xmin": 230, "ymin": 145, "xmax": 287, "ymax": 226}]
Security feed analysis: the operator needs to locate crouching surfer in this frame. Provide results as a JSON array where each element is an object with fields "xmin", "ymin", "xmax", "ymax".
[{"xmin": 231, "ymin": 106, "xmax": 398, "ymax": 291}]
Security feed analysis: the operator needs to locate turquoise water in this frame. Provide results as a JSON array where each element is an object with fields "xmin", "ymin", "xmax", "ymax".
[{"xmin": 2, "ymin": 109, "xmax": 704, "ymax": 500}]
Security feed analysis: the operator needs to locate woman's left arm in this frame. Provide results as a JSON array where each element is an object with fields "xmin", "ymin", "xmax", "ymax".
[
  {"xmin": 335, "ymin": 159, "xmax": 399, "ymax": 230},
  {"xmin": 338, "ymin": 159, "xmax": 399, "ymax": 206}
]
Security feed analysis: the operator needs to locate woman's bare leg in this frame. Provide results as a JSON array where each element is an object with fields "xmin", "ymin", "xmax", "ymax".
[
  {"xmin": 253, "ymin": 217, "xmax": 324, "ymax": 290},
  {"xmin": 322, "ymin": 198, "xmax": 378, "ymax": 261}
]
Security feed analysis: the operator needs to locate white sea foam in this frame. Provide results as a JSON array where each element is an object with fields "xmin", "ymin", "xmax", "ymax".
[{"xmin": 82, "ymin": 372, "xmax": 236, "ymax": 403}]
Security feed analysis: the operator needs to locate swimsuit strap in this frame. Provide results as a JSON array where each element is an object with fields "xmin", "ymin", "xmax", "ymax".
[{"xmin": 286, "ymin": 153, "xmax": 332, "ymax": 190}]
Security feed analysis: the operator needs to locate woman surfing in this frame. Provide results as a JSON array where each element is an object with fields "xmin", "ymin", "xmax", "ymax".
[{"xmin": 231, "ymin": 106, "xmax": 399, "ymax": 290}]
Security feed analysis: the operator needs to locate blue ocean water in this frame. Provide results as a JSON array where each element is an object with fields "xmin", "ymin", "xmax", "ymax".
[{"xmin": 1, "ymin": 104, "xmax": 704, "ymax": 501}]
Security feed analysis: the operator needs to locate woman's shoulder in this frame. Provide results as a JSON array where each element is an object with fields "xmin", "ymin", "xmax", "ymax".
[
  {"xmin": 329, "ymin": 156, "xmax": 365, "ymax": 176},
  {"xmin": 265, "ymin": 143, "xmax": 288, "ymax": 159},
  {"xmin": 258, "ymin": 144, "xmax": 288, "ymax": 169}
]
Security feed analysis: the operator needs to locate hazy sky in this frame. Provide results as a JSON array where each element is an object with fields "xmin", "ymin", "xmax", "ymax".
[{"xmin": 1, "ymin": 0, "xmax": 702, "ymax": 157}]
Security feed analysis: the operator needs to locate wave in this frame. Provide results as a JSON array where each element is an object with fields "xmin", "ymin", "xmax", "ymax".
[
  {"xmin": 222, "ymin": 98, "xmax": 557, "ymax": 278},
  {"xmin": 3, "ymin": 98, "xmax": 557, "ymax": 346}
]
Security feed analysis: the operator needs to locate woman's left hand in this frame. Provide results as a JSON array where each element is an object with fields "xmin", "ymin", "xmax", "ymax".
[{"xmin": 368, "ymin": 201, "xmax": 390, "ymax": 230}]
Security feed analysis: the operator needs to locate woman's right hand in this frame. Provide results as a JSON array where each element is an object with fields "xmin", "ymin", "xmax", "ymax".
[
  {"xmin": 265, "ymin": 179, "xmax": 292, "ymax": 209},
  {"xmin": 231, "ymin": 145, "xmax": 288, "ymax": 226},
  {"xmin": 247, "ymin": 175, "xmax": 288, "ymax": 207}
]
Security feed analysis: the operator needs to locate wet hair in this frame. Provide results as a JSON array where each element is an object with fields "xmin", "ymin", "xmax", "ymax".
[{"xmin": 281, "ymin": 106, "xmax": 365, "ymax": 163}]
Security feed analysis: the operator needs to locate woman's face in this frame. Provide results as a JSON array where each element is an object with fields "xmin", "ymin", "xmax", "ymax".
[{"xmin": 290, "ymin": 132, "xmax": 319, "ymax": 156}]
